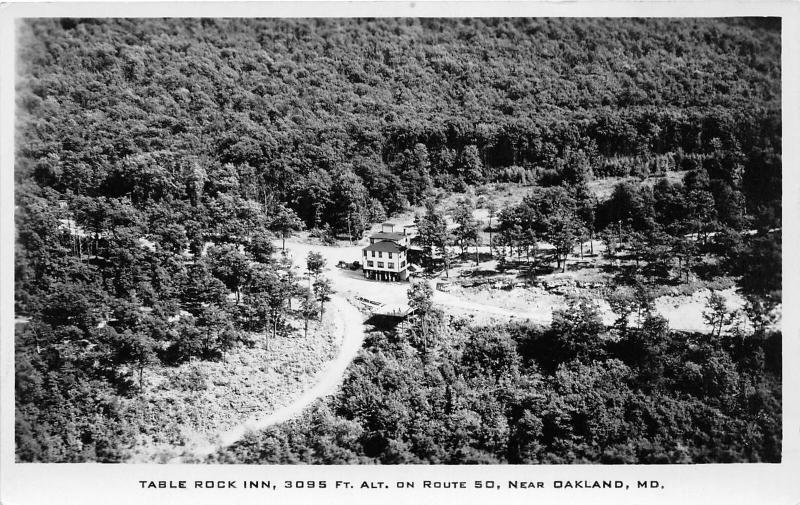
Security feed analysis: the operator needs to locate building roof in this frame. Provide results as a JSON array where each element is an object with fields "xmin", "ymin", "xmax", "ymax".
[
  {"xmin": 364, "ymin": 240, "xmax": 405, "ymax": 253},
  {"xmin": 372, "ymin": 303, "xmax": 414, "ymax": 318},
  {"xmin": 370, "ymin": 231, "xmax": 406, "ymax": 241}
]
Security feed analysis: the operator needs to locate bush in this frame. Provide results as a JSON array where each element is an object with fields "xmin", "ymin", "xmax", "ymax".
[{"xmin": 167, "ymin": 365, "xmax": 208, "ymax": 392}]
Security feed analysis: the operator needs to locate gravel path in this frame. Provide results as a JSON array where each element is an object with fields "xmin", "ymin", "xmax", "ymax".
[
  {"xmin": 189, "ymin": 242, "xmax": 368, "ymax": 457},
  {"xmin": 187, "ymin": 236, "xmax": 744, "ymax": 458},
  {"xmin": 191, "ymin": 295, "xmax": 365, "ymax": 455}
]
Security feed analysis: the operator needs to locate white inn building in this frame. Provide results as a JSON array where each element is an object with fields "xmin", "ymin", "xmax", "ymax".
[{"xmin": 362, "ymin": 223, "xmax": 409, "ymax": 281}]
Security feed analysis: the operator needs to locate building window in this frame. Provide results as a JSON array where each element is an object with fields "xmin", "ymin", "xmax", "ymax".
[
  {"xmin": 388, "ymin": 262, "xmax": 395, "ymax": 269},
  {"xmin": 378, "ymin": 251, "xmax": 382, "ymax": 258},
  {"xmin": 377, "ymin": 262, "xmax": 384, "ymax": 268},
  {"xmin": 388, "ymin": 252, "xmax": 393, "ymax": 259},
  {"xmin": 401, "ymin": 260, "xmax": 406, "ymax": 268},
  {"xmin": 371, "ymin": 251, "xmax": 375, "ymax": 257},
  {"xmin": 367, "ymin": 261, "xmax": 374, "ymax": 267}
]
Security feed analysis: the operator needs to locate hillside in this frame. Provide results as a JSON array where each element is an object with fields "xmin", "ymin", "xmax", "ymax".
[
  {"xmin": 14, "ymin": 18, "xmax": 781, "ymax": 463},
  {"xmin": 17, "ymin": 18, "xmax": 780, "ymax": 229}
]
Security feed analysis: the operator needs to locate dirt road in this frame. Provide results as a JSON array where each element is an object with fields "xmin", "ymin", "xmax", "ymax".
[
  {"xmin": 188, "ymin": 240, "xmax": 370, "ymax": 457},
  {"xmin": 189, "ymin": 234, "xmax": 735, "ymax": 457},
  {"xmin": 278, "ymin": 237, "xmax": 745, "ymax": 332},
  {"xmin": 190, "ymin": 292, "xmax": 365, "ymax": 456},
  {"xmin": 277, "ymin": 238, "xmax": 529, "ymax": 324}
]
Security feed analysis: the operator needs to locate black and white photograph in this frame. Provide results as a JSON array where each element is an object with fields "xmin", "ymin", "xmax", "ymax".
[
  {"xmin": 2, "ymin": 3, "xmax": 799, "ymax": 503},
  {"xmin": 9, "ymin": 14, "xmax": 785, "ymax": 465}
]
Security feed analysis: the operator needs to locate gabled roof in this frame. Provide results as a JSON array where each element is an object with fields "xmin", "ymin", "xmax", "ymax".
[{"xmin": 364, "ymin": 240, "xmax": 405, "ymax": 253}]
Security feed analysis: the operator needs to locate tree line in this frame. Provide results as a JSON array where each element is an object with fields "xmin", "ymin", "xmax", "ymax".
[
  {"xmin": 14, "ymin": 18, "xmax": 781, "ymax": 462},
  {"xmin": 15, "ymin": 173, "xmax": 334, "ymax": 460},
  {"xmin": 414, "ymin": 158, "xmax": 780, "ymax": 324},
  {"xmin": 18, "ymin": 18, "xmax": 780, "ymax": 237},
  {"xmin": 210, "ymin": 281, "xmax": 781, "ymax": 464}
]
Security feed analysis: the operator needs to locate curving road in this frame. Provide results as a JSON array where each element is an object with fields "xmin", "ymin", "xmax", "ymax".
[
  {"xmin": 191, "ymin": 246, "xmax": 367, "ymax": 457},
  {"xmin": 181, "ymin": 233, "xmax": 734, "ymax": 460},
  {"xmin": 190, "ymin": 237, "xmax": 531, "ymax": 457}
]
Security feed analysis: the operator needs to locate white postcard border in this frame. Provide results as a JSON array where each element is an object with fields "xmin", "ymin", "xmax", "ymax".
[{"xmin": 1, "ymin": 2, "xmax": 798, "ymax": 505}]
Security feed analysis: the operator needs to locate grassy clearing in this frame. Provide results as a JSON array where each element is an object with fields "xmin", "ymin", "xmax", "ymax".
[{"xmin": 124, "ymin": 308, "xmax": 341, "ymax": 462}]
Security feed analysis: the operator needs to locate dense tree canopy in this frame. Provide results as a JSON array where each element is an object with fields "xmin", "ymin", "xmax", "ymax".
[
  {"xmin": 212, "ymin": 295, "xmax": 781, "ymax": 464},
  {"xmin": 17, "ymin": 18, "xmax": 780, "ymax": 235},
  {"xmin": 14, "ymin": 18, "xmax": 781, "ymax": 463}
]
